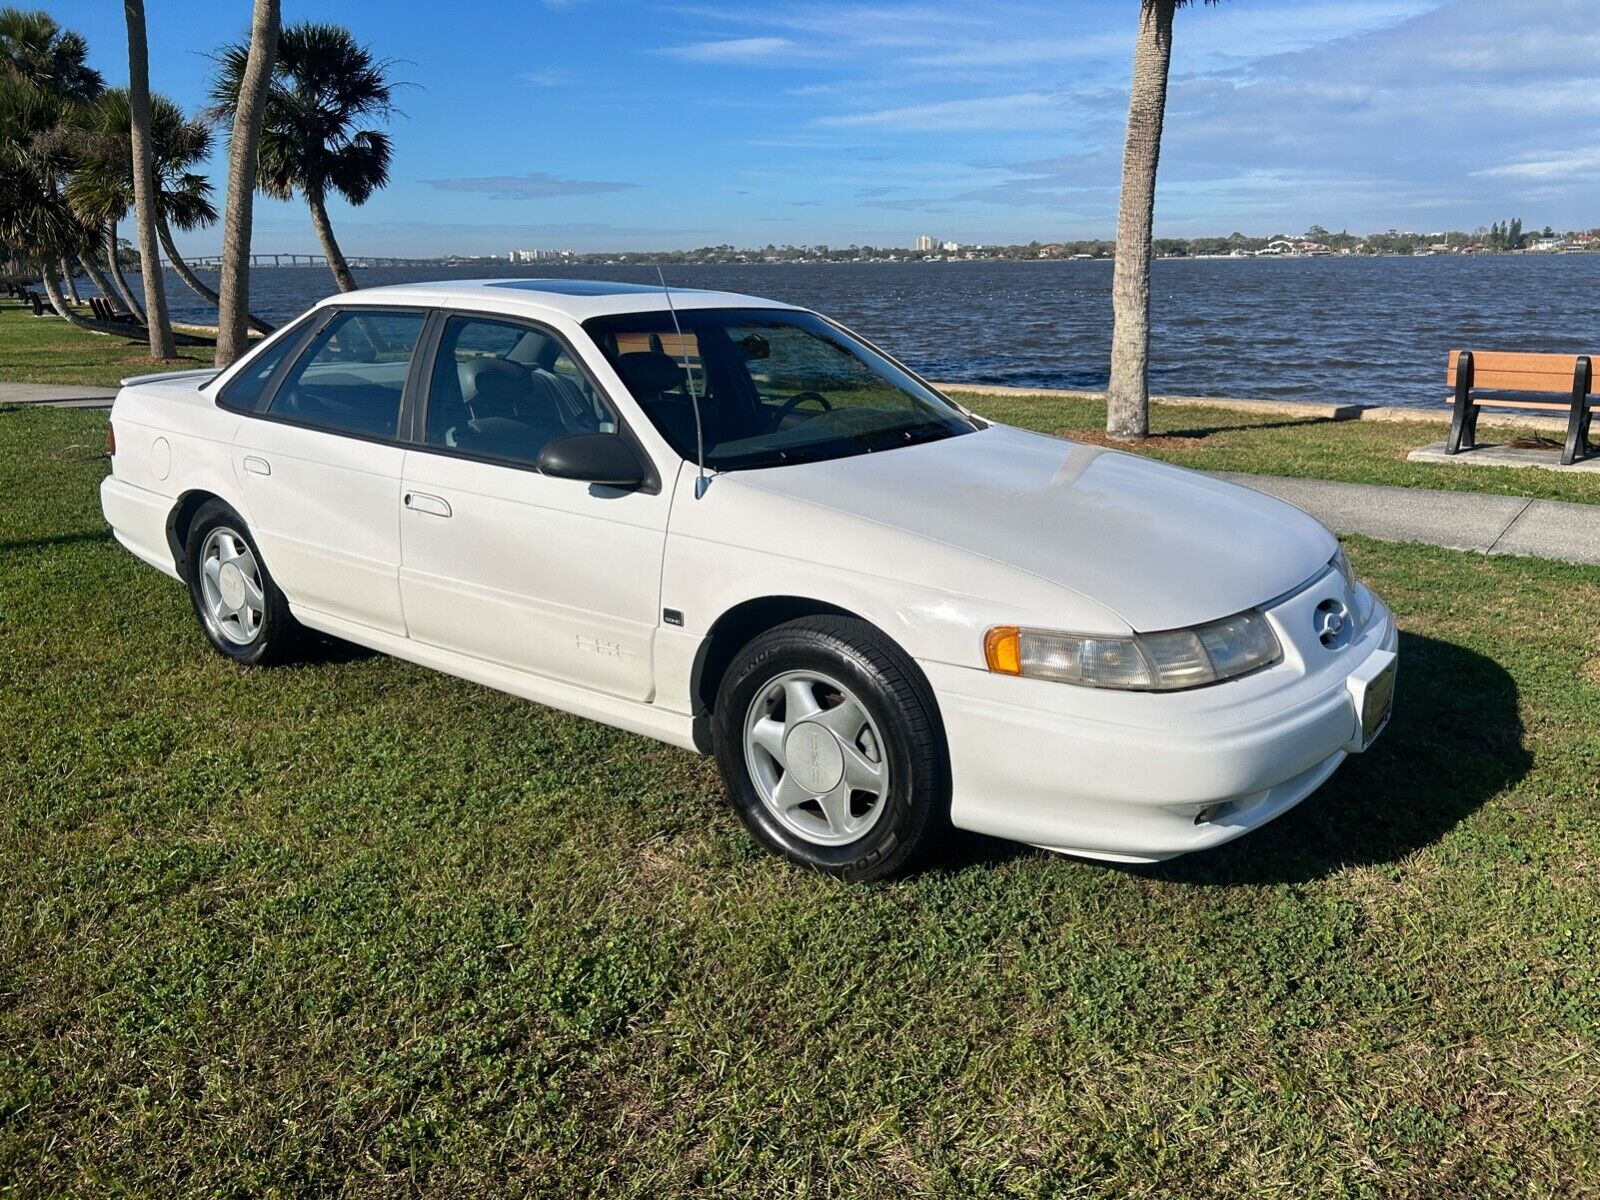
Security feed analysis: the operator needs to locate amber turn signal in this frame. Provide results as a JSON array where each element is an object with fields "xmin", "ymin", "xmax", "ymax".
[{"xmin": 984, "ymin": 626, "xmax": 1022, "ymax": 675}]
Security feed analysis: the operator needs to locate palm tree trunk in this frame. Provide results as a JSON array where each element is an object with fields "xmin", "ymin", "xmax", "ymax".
[
  {"xmin": 159, "ymin": 216, "xmax": 275, "ymax": 334},
  {"xmin": 217, "ymin": 0, "xmax": 281, "ymax": 368},
  {"xmin": 60, "ymin": 259, "xmax": 81, "ymax": 304},
  {"xmin": 41, "ymin": 270, "xmax": 102, "ymax": 333},
  {"xmin": 78, "ymin": 250, "xmax": 126, "ymax": 314},
  {"xmin": 306, "ymin": 190, "xmax": 359, "ymax": 293},
  {"xmin": 1106, "ymin": 0, "xmax": 1176, "ymax": 442},
  {"xmin": 104, "ymin": 221, "xmax": 147, "ymax": 324},
  {"xmin": 123, "ymin": 0, "xmax": 177, "ymax": 360}
]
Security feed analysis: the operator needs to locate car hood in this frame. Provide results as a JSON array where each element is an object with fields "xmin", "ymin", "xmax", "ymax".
[{"xmin": 733, "ymin": 424, "xmax": 1337, "ymax": 632}]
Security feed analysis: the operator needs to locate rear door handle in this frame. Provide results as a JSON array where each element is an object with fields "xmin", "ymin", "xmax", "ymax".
[
  {"xmin": 242, "ymin": 455, "xmax": 271, "ymax": 476},
  {"xmin": 404, "ymin": 491, "xmax": 452, "ymax": 518}
]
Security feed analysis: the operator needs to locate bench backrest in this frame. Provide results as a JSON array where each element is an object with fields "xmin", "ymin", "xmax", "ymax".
[{"xmin": 1449, "ymin": 350, "xmax": 1594, "ymax": 395}]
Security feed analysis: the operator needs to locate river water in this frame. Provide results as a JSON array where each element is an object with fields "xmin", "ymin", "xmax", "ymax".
[{"xmin": 149, "ymin": 254, "xmax": 1599, "ymax": 410}]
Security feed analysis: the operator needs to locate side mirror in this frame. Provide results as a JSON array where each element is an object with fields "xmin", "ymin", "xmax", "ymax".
[{"xmin": 536, "ymin": 432, "xmax": 647, "ymax": 488}]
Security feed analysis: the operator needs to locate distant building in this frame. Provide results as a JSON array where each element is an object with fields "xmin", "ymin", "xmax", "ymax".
[
  {"xmin": 914, "ymin": 235, "xmax": 935, "ymax": 252},
  {"xmin": 512, "ymin": 248, "xmax": 568, "ymax": 263},
  {"xmin": 941, "ymin": 240, "xmax": 960, "ymax": 253}
]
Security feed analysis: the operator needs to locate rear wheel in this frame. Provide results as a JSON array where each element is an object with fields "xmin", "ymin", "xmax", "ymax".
[
  {"xmin": 184, "ymin": 501, "xmax": 302, "ymax": 665},
  {"xmin": 713, "ymin": 616, "xmax": 948, "ymax": 881}
]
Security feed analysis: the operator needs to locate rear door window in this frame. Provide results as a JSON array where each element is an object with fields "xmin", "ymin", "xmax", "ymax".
[{"xmin": 267, "ymin": 310, "xmax": 426, "ymax": 440}]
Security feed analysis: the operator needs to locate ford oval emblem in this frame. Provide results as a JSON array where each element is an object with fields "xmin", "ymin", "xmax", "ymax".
[{"xmin": 1314, "ymin": 598, "xmax": 1353, "ymax": 649}]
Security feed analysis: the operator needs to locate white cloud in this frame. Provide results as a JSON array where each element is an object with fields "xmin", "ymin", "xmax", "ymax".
[
  {"xmin": 423, "ymin": 173, "xmax": 639, "ymax": 200},
  {"xmin": 518, "ymin": 69, "xmax": 568, "ymax": 87},
  {"xmin": 1472, "ymin": 149, "xmax": 1600, "ymax": 182},
  {"xmin": 656, "ymin": 36, "xmax": 796, "ymax": 63},
  {"xmin": 816, "ymin": 92, "xmax": 1066, "ymax": 132}
]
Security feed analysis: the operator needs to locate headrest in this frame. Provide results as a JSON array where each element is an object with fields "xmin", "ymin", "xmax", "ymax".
[
  {"xmin": 617, "ymin": 351, "xmax": 686, "ymax": 397},
  {"xmin": 459, "ymin": 357, "xmax": 528, "ymax": 416}
]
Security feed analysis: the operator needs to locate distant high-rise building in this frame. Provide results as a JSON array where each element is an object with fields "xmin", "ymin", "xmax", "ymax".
[{"xmin": 914, "ymin": 235, "xmax": 935, "ymax": 252}]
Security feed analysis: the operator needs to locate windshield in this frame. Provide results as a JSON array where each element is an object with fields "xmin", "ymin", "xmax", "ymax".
[{"xmin": 584, "ymin": 308, "xmax": 977, "ymax": 471}]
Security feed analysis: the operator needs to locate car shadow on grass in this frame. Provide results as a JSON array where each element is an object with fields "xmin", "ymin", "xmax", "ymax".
[
  {"xmin": 0, "ymin": 528, "xmax": 113, "ymax": 553},
  {"xmin": 936, "ymin": 631, "xmax": 1527, "ymax": 886},
  {"xmin": 289, "ymin": 633, "xmax": 380, "ymax": 666}
]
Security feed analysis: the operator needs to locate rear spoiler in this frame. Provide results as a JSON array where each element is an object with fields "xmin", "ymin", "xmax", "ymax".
[{"xmin": 118, "ymin": 367, "xmax": 220, "ymax": 388}]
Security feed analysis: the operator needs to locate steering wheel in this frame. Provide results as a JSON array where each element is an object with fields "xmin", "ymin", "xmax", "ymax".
[{"xmin": 773, "ymin": 390, "xmax": 833, "ymax": 427}]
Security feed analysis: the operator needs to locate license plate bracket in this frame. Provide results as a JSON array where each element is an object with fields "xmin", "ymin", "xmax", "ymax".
[{"xmin": 1345, "ymin": 650, "xmax": 1397, "ymax": 753}]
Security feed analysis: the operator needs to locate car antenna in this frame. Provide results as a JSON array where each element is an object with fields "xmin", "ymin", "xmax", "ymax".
[{"xmin": 657, "ymin": 267, "xmax": 709, "ymax": 499}]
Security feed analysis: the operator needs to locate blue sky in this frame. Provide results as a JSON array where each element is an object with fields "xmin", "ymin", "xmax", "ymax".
[{"xmin": 51, "ymin": 0, "xmax": 1600, "ymax": 255}]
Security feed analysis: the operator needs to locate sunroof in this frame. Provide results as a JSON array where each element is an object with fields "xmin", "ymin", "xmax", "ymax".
[{"xmin": 484, "ymin": 279, "xmax": 679, "ymax": 296}]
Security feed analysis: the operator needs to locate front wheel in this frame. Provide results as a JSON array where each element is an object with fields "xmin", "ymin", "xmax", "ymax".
[
  {"xmin": 713, "ymin": 616, "xmax": 949, "ymax": 882},
  {"xmin": 184, "ymin": 500, "xmax": 303, "ymax": 665}
]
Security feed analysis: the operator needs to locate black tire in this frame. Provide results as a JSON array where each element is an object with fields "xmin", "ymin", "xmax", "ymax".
[
  {"xmin": 183, "ymin": 500, "xmax": 303, "ymax": 665},
  {"xmin": 713, "ymin": 615, "xmax": 949, "ymax": 882}
]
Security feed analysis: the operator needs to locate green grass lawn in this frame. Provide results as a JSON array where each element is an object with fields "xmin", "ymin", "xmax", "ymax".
[
  {"xmin": 0, "ymin": 298, "xmax": 216, "ymax": 387},
  {"xmin": 3, "ymin": 404, "xmax": 1599, "ymax": 1196},
  {"xmin": 958, "ymin": 389, "xmax": 1600, "ymax": 506}
]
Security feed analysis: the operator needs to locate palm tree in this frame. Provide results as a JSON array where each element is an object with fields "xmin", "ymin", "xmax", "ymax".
[
  {"xmin": 61, "ymin": 90, "xmax": 148, "ymax": 319},
  {"xmin": 0, "ymin": 72, "xmax": 102, "ymax": 329},
  {"xmin": 0, "ymin": 8, "xmax": 104, "ymax": 325},
  {"xmin": 66, "ymin": 89, "xmax": 273, "ymax": 333},
  {"xmin": 122, "ymin": 0, "xmax": 174, "ymax": 359},
  {"xmin": 102, "ymin": 222, "xmax": 145, "ymax": 321},
  {"xmin": 1105, "ymin": 0, "xmax": 1220, "ymax": 442},
  {"xmin": 0, "ymin": 7, "xmax": 101, "ymax": 102},
  {"xmin": 214, "ymin": 0, "xmax": 279, "ymax": 368},
  {"xmin": 211, "ymin": 21, "xmax": 396, "ymax": 294}
]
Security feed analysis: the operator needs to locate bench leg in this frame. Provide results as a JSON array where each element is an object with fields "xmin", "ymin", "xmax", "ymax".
[
  {"xmin": 1447, "ymin": 395, "xmax": 1476, "ymax": 454},
  {"xmin": 1447, "ymin": 352, "xmax": 1475, "ymax": 455},
  {"xmin": 1565, "ymin": 407, "xmax": 1593, "ymax": 466},
  {"xmin": 1563, "ymin": 357, "xmax": 1594, "ymax": 466}
]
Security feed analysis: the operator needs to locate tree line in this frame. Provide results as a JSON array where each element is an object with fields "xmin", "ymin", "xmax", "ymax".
[{"xmin": 0, "ymin": 3, "xmax": 397, "ymax": 366}]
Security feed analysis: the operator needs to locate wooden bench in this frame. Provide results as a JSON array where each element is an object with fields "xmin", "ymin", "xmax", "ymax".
[
  {"xmin": 87, "ymin": 295, "xmax": 136, "ymax": 324},
  {"xmin": 1448, "ymin": 350, "xmax": 1596, "ymax": 466}
]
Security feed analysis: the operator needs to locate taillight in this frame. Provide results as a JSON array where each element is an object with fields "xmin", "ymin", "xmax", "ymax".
[{"xmin": 106, "ymin": 421, "xmax": 116, "ymax": 456}]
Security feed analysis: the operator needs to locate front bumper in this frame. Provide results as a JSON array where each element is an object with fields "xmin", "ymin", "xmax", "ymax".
[{"xmin": 925, "ymin": 579, "xmax": 1398, "ymax": 862}]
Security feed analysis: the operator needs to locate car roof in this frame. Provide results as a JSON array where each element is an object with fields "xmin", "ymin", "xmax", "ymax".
[{"xmin": 313, "ymin": 277, "xmax": 800, "ymax": 321}]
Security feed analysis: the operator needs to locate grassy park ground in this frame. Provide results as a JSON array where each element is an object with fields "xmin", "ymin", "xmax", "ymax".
[
  {"xmin": 0, "ymin": 301, "xmax": 216, "ymax": 386},
  {"xmin": 966, "ymin": 389, "xmax": 1600, "ymax": 506},
  {"xmin": 3, "ymin": 365, "xmax": 1600, "ymax": 1190}
]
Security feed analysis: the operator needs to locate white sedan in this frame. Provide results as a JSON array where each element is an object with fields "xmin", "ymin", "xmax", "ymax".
[{"xmin": 101, "ymin": 279, "xmax": 1397, "ymax": 880}]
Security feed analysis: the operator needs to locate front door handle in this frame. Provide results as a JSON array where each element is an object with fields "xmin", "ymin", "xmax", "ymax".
[
  {"xmin": 404, "ymin": 491, "xmax": 452, "ymax": 518},
  {"xmin": 242, "ymin": 455, "xmax": 271, "ymax": 476}
]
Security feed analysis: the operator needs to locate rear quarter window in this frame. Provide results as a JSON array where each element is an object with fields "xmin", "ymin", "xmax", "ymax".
[{"xmin": 216, "ymin": 324, "xmax": 308, "ymax": 412}]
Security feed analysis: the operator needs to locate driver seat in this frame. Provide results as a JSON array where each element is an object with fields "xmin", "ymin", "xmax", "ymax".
[{"xmin": 617, "ymin": 351, "xmax": 699, "ymax": 447}]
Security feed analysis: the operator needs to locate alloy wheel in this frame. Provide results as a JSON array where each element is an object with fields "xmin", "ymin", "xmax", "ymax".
[{"xmin": 742, "ymin": 669, "xmax": 892, "ymax": 846}]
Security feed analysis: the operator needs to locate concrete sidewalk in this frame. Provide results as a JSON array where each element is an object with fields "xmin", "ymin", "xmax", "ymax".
[
  {"xmin": 1226, "ymin": 473, "xmax": 1600, "ymax": 569},
  {"xmin": 0, "ymin": 383, "xmax": 116, "ymax": 409}
]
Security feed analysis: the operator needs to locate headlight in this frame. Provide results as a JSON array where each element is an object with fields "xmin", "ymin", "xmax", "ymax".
[
  {"xmin": 984, "ymin": 610, "xmax": 1282, "ymax": 691},
  {"xmin": 1333, "ymin": 545, "xmax": 1356, "ymax": 592}
]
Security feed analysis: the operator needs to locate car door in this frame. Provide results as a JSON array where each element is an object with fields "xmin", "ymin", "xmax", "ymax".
[
  {"xmin": 398, "ymin": 312, "xmax": 669, "ymax": 702},
  {"xmin": 232, "ymin": 307, "xmax": 429, "ymax": 637}
]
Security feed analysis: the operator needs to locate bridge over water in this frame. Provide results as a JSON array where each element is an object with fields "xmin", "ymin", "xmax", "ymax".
[{"xmin": 184, "ymin": 253, "xmax": 436, "ymax": 269}]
